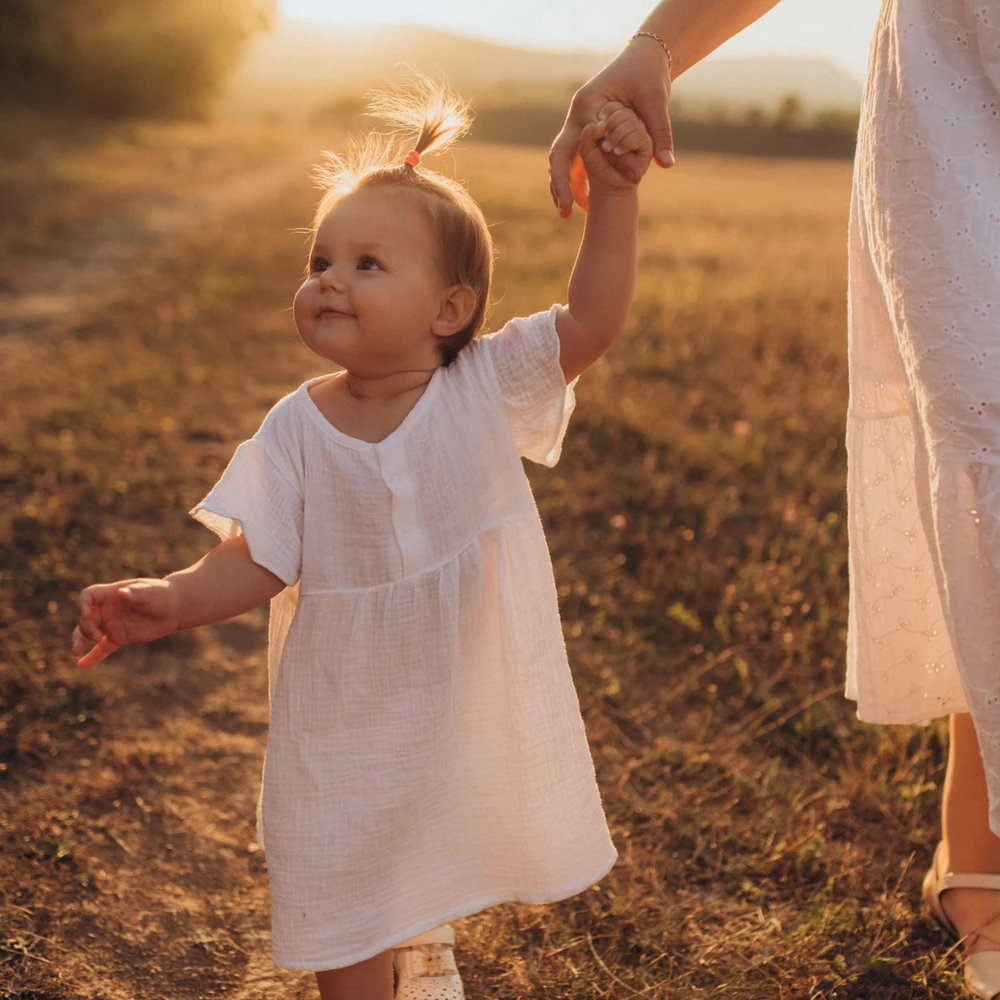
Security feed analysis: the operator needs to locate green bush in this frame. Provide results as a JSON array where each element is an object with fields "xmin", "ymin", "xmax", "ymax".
[{"xmin": 0, "ymin": 0, "xmax": 275, "ymax": 117}]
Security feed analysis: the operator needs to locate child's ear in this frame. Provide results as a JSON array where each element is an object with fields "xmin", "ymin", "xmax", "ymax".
[{"xmin": 431, "ymin": 284, "xmax": 477, "ymax": 338}]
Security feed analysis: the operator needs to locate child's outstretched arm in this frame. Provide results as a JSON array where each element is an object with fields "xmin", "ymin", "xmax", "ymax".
[
  {"xmin": 71, "ymin": 536, "xmax": 285, "ymax": 669},
  {"xmin": 555, "ymin": 102, "xmax": 653, "ymax": 383}
]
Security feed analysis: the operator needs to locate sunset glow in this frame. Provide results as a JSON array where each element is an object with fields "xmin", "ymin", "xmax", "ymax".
[{"xmin": 280, "ymin": 0, "xmax": 880, "ymax": 79}]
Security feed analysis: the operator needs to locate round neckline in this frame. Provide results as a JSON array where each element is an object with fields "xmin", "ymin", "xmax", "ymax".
[{"xmin": 298, "ymin": 367, "xmax": 442, "ymax": 450}]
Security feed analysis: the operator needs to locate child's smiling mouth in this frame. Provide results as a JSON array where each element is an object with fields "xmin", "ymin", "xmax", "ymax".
[{"xmin": 317, "ymin": 308, "xmax": 355, "ymax": 319}]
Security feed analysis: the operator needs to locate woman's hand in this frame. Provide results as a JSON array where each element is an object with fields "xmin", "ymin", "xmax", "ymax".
[
  {"xmin": 549, "ymin": 35, "xmax": 674, "ymax": 218},
  {"xmin": 72, "ymin": 578, "xmax": 183, "ymax": 669},
  {"xmin": 576, "ymin": 102, "xmax": 654, "ymax": 210}
]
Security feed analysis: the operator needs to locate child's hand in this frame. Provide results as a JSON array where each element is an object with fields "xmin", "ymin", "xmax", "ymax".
[
  {"xmin": 71, "ymin": 579, "xmax": 182, "ymax": 669},
  {"xmin": 573, "ymin": 102, "xmax": 653, "ymax": 211}
]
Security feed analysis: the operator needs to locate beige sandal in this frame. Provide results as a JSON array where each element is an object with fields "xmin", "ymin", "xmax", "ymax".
[{"xmin": 923, "ymin": 843, "xmax": 1000, "ymax": 998}]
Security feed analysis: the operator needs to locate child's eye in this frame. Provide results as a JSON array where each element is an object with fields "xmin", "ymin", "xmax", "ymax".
[
  {"xmin": 357, "ymin": 255, "xmax": 382, "ymax": 271},
  {"xmin": 310, "ymin": 256, "xmax": 330, "ymax": 273}
]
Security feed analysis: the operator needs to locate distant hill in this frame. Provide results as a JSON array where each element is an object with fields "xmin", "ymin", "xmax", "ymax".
[
  {"xmin": 677, "ymin": 57, "xmax": 862, "ymax": 117},
  {"xmin": 218, "ymin": 20, "xmax": 863, "ymax": 124}
]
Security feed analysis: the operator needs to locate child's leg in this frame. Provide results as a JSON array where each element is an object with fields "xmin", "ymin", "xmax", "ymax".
[{"xmin": 315, "ymin": 950, "xmax": 393, "ymax": 1000}]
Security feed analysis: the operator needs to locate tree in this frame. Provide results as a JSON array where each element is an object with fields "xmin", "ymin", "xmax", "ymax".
[
  {"xmin": 0, "ymin": 0, "xmax": 275, "ymax": 117},
  {"xmin": 773, "ymin": 93, "xmax": 804, "ymax": 131}
]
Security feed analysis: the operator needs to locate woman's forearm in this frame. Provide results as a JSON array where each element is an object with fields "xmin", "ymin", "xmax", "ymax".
[{"xmin": 640, "ymin": 0, "xmax": 784, "ymax": 78}]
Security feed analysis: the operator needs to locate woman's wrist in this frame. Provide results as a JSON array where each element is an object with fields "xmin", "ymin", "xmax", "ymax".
[
  {"xmin": 638, "ymin": 0, "xmax": 784, "ymax": 80},
  {"xmin": 629, "ymin": 31, "xmax": 673, "ymax": 80}
]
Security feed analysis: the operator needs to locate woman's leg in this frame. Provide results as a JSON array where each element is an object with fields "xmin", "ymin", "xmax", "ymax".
[
  {"xmin": 315, "ymin": 949, "xmax": 393, "ymax": 1000},
  {"xmin": 941, "ymin": 712, "xmax": 1000, "ymax": 952}
]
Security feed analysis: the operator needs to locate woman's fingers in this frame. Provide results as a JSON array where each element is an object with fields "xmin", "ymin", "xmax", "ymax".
[
  {"xmin": 549, "ymin": 120, "xmax": 584, "ymax": 218},
  {"xmin": 632, "ymin": 83, "xmax": 675, "ymax": 166},
  {"xmin": 77, "ymin": 635, "xmax": 120, "ymax": 670}
]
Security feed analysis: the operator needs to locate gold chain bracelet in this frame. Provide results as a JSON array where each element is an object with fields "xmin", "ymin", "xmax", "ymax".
[{"xmin": 631, "ymin": 30, "xmax": 673, "ymax": 78}]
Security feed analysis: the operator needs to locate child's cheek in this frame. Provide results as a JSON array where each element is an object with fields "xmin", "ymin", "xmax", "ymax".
[{"xmin": 292, "ymin": 284, "xmax": 313, "ymax": 338}]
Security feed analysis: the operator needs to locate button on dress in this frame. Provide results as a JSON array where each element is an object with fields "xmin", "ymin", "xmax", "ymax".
[
  {"xmin": 191, "ymin": 306, "xmax": 617, "ymax": 970},
  {"xmin": 846, "ymin": 1, "xmax": 1000, "ymax": 831}
]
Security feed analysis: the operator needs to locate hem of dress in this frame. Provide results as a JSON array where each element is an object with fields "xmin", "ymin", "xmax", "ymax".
[
  {"xmin": 845, "ymin": 690, "xmax": 969, "ymax": 726},
  {"xmin": 270, "ymin": 846, "xmax": 618, "ymax": 972}
]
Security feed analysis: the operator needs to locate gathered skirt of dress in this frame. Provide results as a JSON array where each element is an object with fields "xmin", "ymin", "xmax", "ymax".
[{"xmin": 845, "ymin": 0, "xmax": 1000, "ymax": 833}]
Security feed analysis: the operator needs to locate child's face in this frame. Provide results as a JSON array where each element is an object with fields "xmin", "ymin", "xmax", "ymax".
[{"xmin": 294, "ymin": 185, "xmax": 450, "ymax": 372}]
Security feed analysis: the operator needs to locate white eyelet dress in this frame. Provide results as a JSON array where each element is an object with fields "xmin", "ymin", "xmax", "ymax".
[
  {"xmin": 191, "ymin": 306, "xmax": 617, "ymax": 970},
  {"xmin": 846, "ymin": 1, "xmax": 1000, "ymax": 831}
]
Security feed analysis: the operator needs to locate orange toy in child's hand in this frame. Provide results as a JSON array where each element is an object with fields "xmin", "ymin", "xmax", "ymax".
[{"xmin": 570, "ymin": 154, "xmax": 589, "ymax": 213}]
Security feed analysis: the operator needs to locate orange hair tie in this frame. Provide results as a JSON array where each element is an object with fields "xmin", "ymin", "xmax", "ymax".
[{"xmin": 404, "ymin": 149, "xmax": 421, "ymax": 168}]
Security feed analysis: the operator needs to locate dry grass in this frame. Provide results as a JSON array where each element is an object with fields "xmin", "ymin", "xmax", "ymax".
[{"xmin": 0, "ymin": 118, "xmax": 965, "ymax": 999}]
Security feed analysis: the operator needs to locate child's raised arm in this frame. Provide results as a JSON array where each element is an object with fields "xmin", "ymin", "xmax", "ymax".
[
  {"xmin": 555, "ymin": 103, "xmax": 653, "ymax": 382},
  {"xmin": 71, "ymin": 536, "xmax": 285, "ymax": 669}
]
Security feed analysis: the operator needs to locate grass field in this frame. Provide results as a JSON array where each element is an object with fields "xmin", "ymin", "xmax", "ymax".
[{"xmin": 0, "ymin": 114, "xmax": 965, "ymax": 999}]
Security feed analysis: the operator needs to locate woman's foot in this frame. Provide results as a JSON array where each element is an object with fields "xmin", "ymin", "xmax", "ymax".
[
  {"xmin": 941, "ymin": 886, "xmax": 1000, "ymax": 955},
  {"xmin": 924, "ymin": 844, "xmax": 1000, "ymax": 998},
  {"xmin": 393, "ymin": 924, "xmax": 465, "ymax": 1000}
]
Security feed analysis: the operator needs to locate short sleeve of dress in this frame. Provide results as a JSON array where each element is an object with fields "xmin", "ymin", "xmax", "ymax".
[
  {"xmin": 189, "ymin": 401, "xmax": 304, "ymax": 587},
  {"xmin": 480, "ymin": 304, "xmax": 577, "ymax": 467}
]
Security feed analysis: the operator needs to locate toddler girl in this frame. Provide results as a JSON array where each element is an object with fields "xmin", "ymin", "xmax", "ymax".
[{"xmin": 71, "ymin": 81, "xmax": 653, "ymax": 1000}]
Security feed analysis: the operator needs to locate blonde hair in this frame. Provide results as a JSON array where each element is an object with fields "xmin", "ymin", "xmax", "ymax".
[{"xmin": 311, "ymin": 77, "xmax": 494, "ymax": 366}]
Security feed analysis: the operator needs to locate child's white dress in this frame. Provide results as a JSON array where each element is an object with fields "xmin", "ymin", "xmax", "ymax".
[
  {"xmin": 846, "ymin": 0, "xmax": 1000, "ymax": 831},
  {"xmin": 191, "ymin": 306, "xmax": 617, "ymax": 970}
]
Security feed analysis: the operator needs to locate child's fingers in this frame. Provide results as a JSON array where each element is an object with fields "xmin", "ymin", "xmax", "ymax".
[
  {"xmin": 71, "ymin": 622, "xmax": 104, "ymax": 656},
  {"xmin": 74, "ymin": 615, "xmax": 104, "ymax": 648},
  {"xmin": 119, "ymin": 581, "xmax": 171, "ymax": 619},
  {"xmin": 601, "ymin": 110, "xmax": 645, "ymax": 152},
  {"xmin": 601, "ymin": 106, "xmax": 637, "ymax": 133},
  {"xmin": 120, "ymin": 584, "xmax": 152, "ymax": 606},
  {"xmin": 597, "ymin": 101, "xmax": 626, "ymax": 121},
  {"xmin": 78, "ymin": 635, "xmax": 120, "ymax": 670},
  {"xmin": 77, "ymin": 582, "xmax": 125, "ymax": 621},
  {"xmin": 71, "ymin": 624, "xmax": 89, "ymax": 657},
  {"xmin": 578, "ymin": 119, "xmax": 607, "ymax": 158},
  {"xmin": 611, "ymin": 124, "xmax": 653, "ymax": 158}
]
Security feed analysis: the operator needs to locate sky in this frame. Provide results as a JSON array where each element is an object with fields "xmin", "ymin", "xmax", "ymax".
[{"xmin": 280, "ymin": 0, "xmax": 881, "ymax": 81}]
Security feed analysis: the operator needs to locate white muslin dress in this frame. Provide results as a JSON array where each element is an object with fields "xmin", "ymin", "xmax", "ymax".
[
  {"xmin": 190, "ymin": 306, "xmax": 617, "ymax": 970},
  {"xmin": 846, "ymin": 0, "xmax": 1000, "ymax": 831}
]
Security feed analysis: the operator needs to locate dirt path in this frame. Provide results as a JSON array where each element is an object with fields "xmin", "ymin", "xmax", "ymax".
[
  {"xmin": 0, "ymin": 140, "xmax": 316, "ymax": 339},
  {"xmin": 0, "ymin": 135, "xmax": 328, "ymax": 1000}
]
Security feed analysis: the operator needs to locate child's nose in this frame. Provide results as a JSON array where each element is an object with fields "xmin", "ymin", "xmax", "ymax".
[{"xmin": 319, "ymin": 265, "xmax": 347, "ymax": 291}]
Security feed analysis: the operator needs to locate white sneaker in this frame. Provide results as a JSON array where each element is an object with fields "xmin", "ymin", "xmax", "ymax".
[{"xmin": 393, "ymin": 924, "xmax": 465, "ymax": 1000}]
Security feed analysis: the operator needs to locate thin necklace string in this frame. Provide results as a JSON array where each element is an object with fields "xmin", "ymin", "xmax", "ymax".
[{"xmin": 345, "ymin": 368, "xmax": 437, "ymax": 402}]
